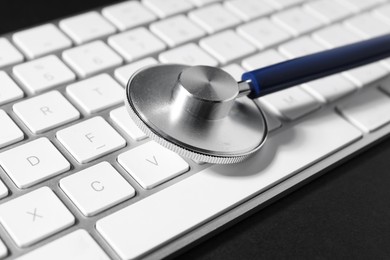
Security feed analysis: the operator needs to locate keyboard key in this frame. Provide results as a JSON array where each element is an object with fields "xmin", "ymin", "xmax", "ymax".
[
  {"xmin": 60, "ymin": 162, "xmax": 135, "ymax": 216},
  {"xmin": 150, "ymin": 15, "xmax": 205, "ymax": 47},
  {"xmin": 0, "ymin": 239, "xmax": 7, "ymax": 258},
  {"xmin": 57, "ymin": 117, "xmax": 126, "ymax": 164},
  {"xmin": 0, "ymin": 110, "xmax": 23, "ymax": 149},
  {"xmin": 118, "ymin": 141, "xmax": 189, "ymax": 189},
  {"xmin": 0, "ymin": 179, "xmax": 8, "ymax": 200},
  {"xmin": 114, "ymin": 57, "xmax": 158, "ymax": 86},
  {"xmin": 301, "ymin": 75, "xmax": 357, "ymax": 103},
  {"xmin": 344, "ymin": 13, "xmax": 390, "ymax": 38},
  {"xmin": 108, "ymin": 27, "xmax": 166, "ymax": 62},
  {"xmin": 338, "ymin": 89, "xmax": 390, "ymax": 133},
  {"xmin": 279, "ymin": 36, "xmax": 326, "ymax": 58},
  {"xmin": 225, "ymin": 0, "xmax": 274, "ymax": 21},
  {"xmin": 342, "ymin": 63, "xmax": 388, "ymax": 87},
  {"xmin": 312, "ymin": 24, "xmax": 362, "ymax": 48},
  {"xmin": 110, "ymin": 106, "xmax": 147, "ymax": 141},
  {"xmin": 102, "ymin": 1, "xmax": 156, "ymax": 31},
  {"xmin": 242, "ymin": 49, "xmax": 286, "ymax": 70},
  {"xmin": 59, "ymin": 11, "xmax": 116, "ymax": 44},
  {"xmin": 13, "ymin": 24, "xmax": 72, "ymax": 59},
  {"xmin": 0, "ymin": 187, "xmax": 74, "ymax": 247},
  {"xmin": 143, "ymin": 0, "xmax": 194, "ymax": 18},
  {"xmin": 13, "ymin": 91, "xmax": 80, "ymax": 134},
  {"xmin": 304, "ymin": 0, "xmax": 352, "ymax": 23},
  {"xmin": 339, "ymin": 0, "xmax": 385, "ymax": 12},
  {"xmin": 189, "ymin": 0, "xmax": 221, "ymax": 7},
  {"xmin": 259, "ymin": 87, "xmax": 320, "ymax": 120},
  {"xmin": 265, "ymin": 0, "xmax": 304, "ymax": 9},
  {"xmin": 200, "ymin": 30, "xmax": 256, "ymax": 64},
  {"xmin": 272, "ymin": 7, "xmax": 324, "ymax": 36},
  {"xmin": 0, "ymin": 138, "xmax": 70, "ymax": 188},
  {"xmin": 0, "ymin": 38, "xmax": 24, "ymax": 68},
  {"xmin": 17, "ymin": 230, "xmax": 109, "ymax": 260},
  {"xmin": 373, "ymin": 3, "xmax": 390, "ymax": 23},
  {"xmin": 13, "ymin": 55, "xmax": 75, "ymax": 94},
  {"xmin": 97, "ymin": 112, "xmax": 361, "ymax": 259},
  {"xmin": 159, "ymin": 43, "xmax": 218, "ymax": 66},
  {"xmin": 0, "ymin": 71, "xmax": 23, "ymax": 105},
  {"xmin": 189, "ymin": 4, "xmax": 241, "ymax": 34},
  {"xmin": 62, "ymin": 41, "xmax": 123, "ymax": 78},
  {"xmin": 66, "ymin": 74, "xmax": 123, "ymax": 114},
  {"xmin": 221, "ymin": 64, "xmax": 245, "ymax": 81},
  {"xmin": 237, "ymin": 18, "xmax": 291, "ymax": 50}
]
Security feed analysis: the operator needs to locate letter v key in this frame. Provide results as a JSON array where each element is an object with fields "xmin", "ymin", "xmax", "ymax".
[{"xmin": 146, "ymin": 155, "xmax": 158, "ymax": 166}]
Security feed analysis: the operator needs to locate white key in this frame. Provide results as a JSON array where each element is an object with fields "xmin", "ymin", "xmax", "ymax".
[
  {"xmin": 279, "ymin": 36, "xmax": 326, "ymax": 58},
  {"xmin": 108, "ymin": 27, "xmax": 166, "ymax": 62},
  {"xmin": 272, "ymin": 7, "xmax": 324, "ymax": 36},
  {"xmin": 0, "ymin": 71, "xmax": 23, "ymax": 105},
  {"xmin": 13, "ymin": 55, "xmax": 75, "ymax": 94},
  {"xmin": 189, "ymin": 0, "xmax": 221, "ymax": 7},
  {"xmin": 57, "ymin": 117, "xmax": 126, "ymax": 163},
  {"xmin": 0, "ymin": 110, "xmax": 23, "ymax": 149},
  {"xmin": 342, "ymin": 63, "xmax": 388, "ymax": 87},
  {"xmin": 60, "ymin": 162, "xmax": 135, "ymax": 216},
  {"xmin": 17, "ymin": 230, "xmax": 109, "ymax": 260},
  {"xmin": 110, "ymin": 106, "xmax": 147, "ymax": 141},
  {"xmin": 0, "ymin": 179, "xmax": 8, "ymax": 200},
  {"xmin": 0, "ymin": 138, "xmax": 70, "ymax": 188},
  {"xmin": 0, "ymin": 38, "xmax": 24, "ymax": 68},
  {"xmin": 200, "ymin": 30, "xmax": 256, "ymax": 64},
  {"xmin": 237, "ymin": 19, "xmax": 291, "ymax": 50},
  {"xmin": 143, "ymin": 0, "xmax": 194, "ymax": 18},
  {"xmin": 259, "ymin": 87, "xmax": 320, "ymax": 120},
  {"xmin": 265, "ymin": 0, "xmax": 304, "ymax": 9},
  {"xmin": 118, "ymin": 141, "xmax": 189, "ymax": 189},
  {"xmin": 189, "ymin": 4, "xmax": 241, "ymax": 33},
  {"xmin": 159, "ymin": 43, "xmax": 218, "ymax": 66},
  {"xmin": 222, "ymin": 64, "xmax": 245, "ymax": 81},
  {"xmin": 59, "ymin": 11, "xmax": 116, "ymax": 44},
  {"xmin": 150, "ymin": 15, "xmax": 205, "ymax": 47},
  {"xmin": 301, "ymin": 75, "xmax": 357, "ymax": 103},
  {"xmin": 97, "ymin": 112, "xmax": 361, "ymax": 260},
  {"xmin": 0, "ymin": 187, "xmax": 74, "ymax": 247},
  {"xmin": 66, "ymin": 74, "xmax": 123, "ymax": 114},
  {"xmin": 344, "ymin": 13, "xmax": 390, "ymax": 38},
  {"xmin": 304, "ymin": 0, "xmax": 352, "ymax": 23},
  {"xmin": 242, "ymin": 49, "xmax": 286, "ymax": 70},
  {"xmin": 312, "ymin": 24, "xmax": 362, "ymax": 49},
  {"xmin": 0, "ymin": 239, "xmax": 7, "ymax": 258},
  {"xmin": 102, "ymin": 1, "xmax": 156, "ymax": 31},
  {"xmin": 62, "ymin": 41, "xmax": 123, "ymax": 78},
  {"xmin": 13, "ymin": 91, "xmax": 80, "ymax": 134},
  {"xmin": 338, "ymin": 89, "xmax": 390, "ymax": 133},
  {"xmin": 373, "ymin": 3, "xmax": 390, "ymax": 23},
  {"xmin": 13, "ymin": 24, "xmax": 72, "ymax": 59},
  {"xmin": 114, "ymin": 57, "xmax": 158, "ymax": 86},
  {"xmin": 225, "ymin": 0, "xmax": 274, "ymax": 21},
  {"xmin": 339, "ymin": 0, "xmax": 385, "ymax": 12}
]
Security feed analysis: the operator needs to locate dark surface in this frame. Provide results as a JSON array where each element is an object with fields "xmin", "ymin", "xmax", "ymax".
[{"xmin": 2, "ymin": 0, "xmax": 390, "ymax": 259}]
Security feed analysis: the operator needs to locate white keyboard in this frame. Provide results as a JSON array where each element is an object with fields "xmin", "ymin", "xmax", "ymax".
[{"xmin": 1, "ymin": 0, "xmax": 390, "ymax": 259}]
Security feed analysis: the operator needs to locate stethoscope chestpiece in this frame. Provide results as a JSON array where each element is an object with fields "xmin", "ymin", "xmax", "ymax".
[
  {"xmin": 125, "ymin": 64, "xmax": 268, "ymax": 164},
  {"xmin": 125, "ymin": 65, "xmax": 267, "ymax": 164}
]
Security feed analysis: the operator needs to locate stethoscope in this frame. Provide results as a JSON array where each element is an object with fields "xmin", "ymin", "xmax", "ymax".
[{"xmin": 125, "ymin": 34, "xmax": 390, "ymax": 164}]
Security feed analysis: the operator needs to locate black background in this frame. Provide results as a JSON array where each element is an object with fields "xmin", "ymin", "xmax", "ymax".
[{"xmin": 2, "ymin": 0, "xmax": 390, "ymax": 259}]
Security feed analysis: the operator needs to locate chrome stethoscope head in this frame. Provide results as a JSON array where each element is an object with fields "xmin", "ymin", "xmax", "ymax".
[
  {"xmin": 125, "ymin": 64, "xmax": 267, "ymax": 164},
  {"xmin": 125, "ymin": 34, "xmax": 390, "ymax": 164}
]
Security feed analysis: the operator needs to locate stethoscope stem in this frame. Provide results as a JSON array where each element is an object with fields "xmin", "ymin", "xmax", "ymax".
[{"xmin": 243, "ymin": 33, "xmax": 390, "ymax": 99}]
